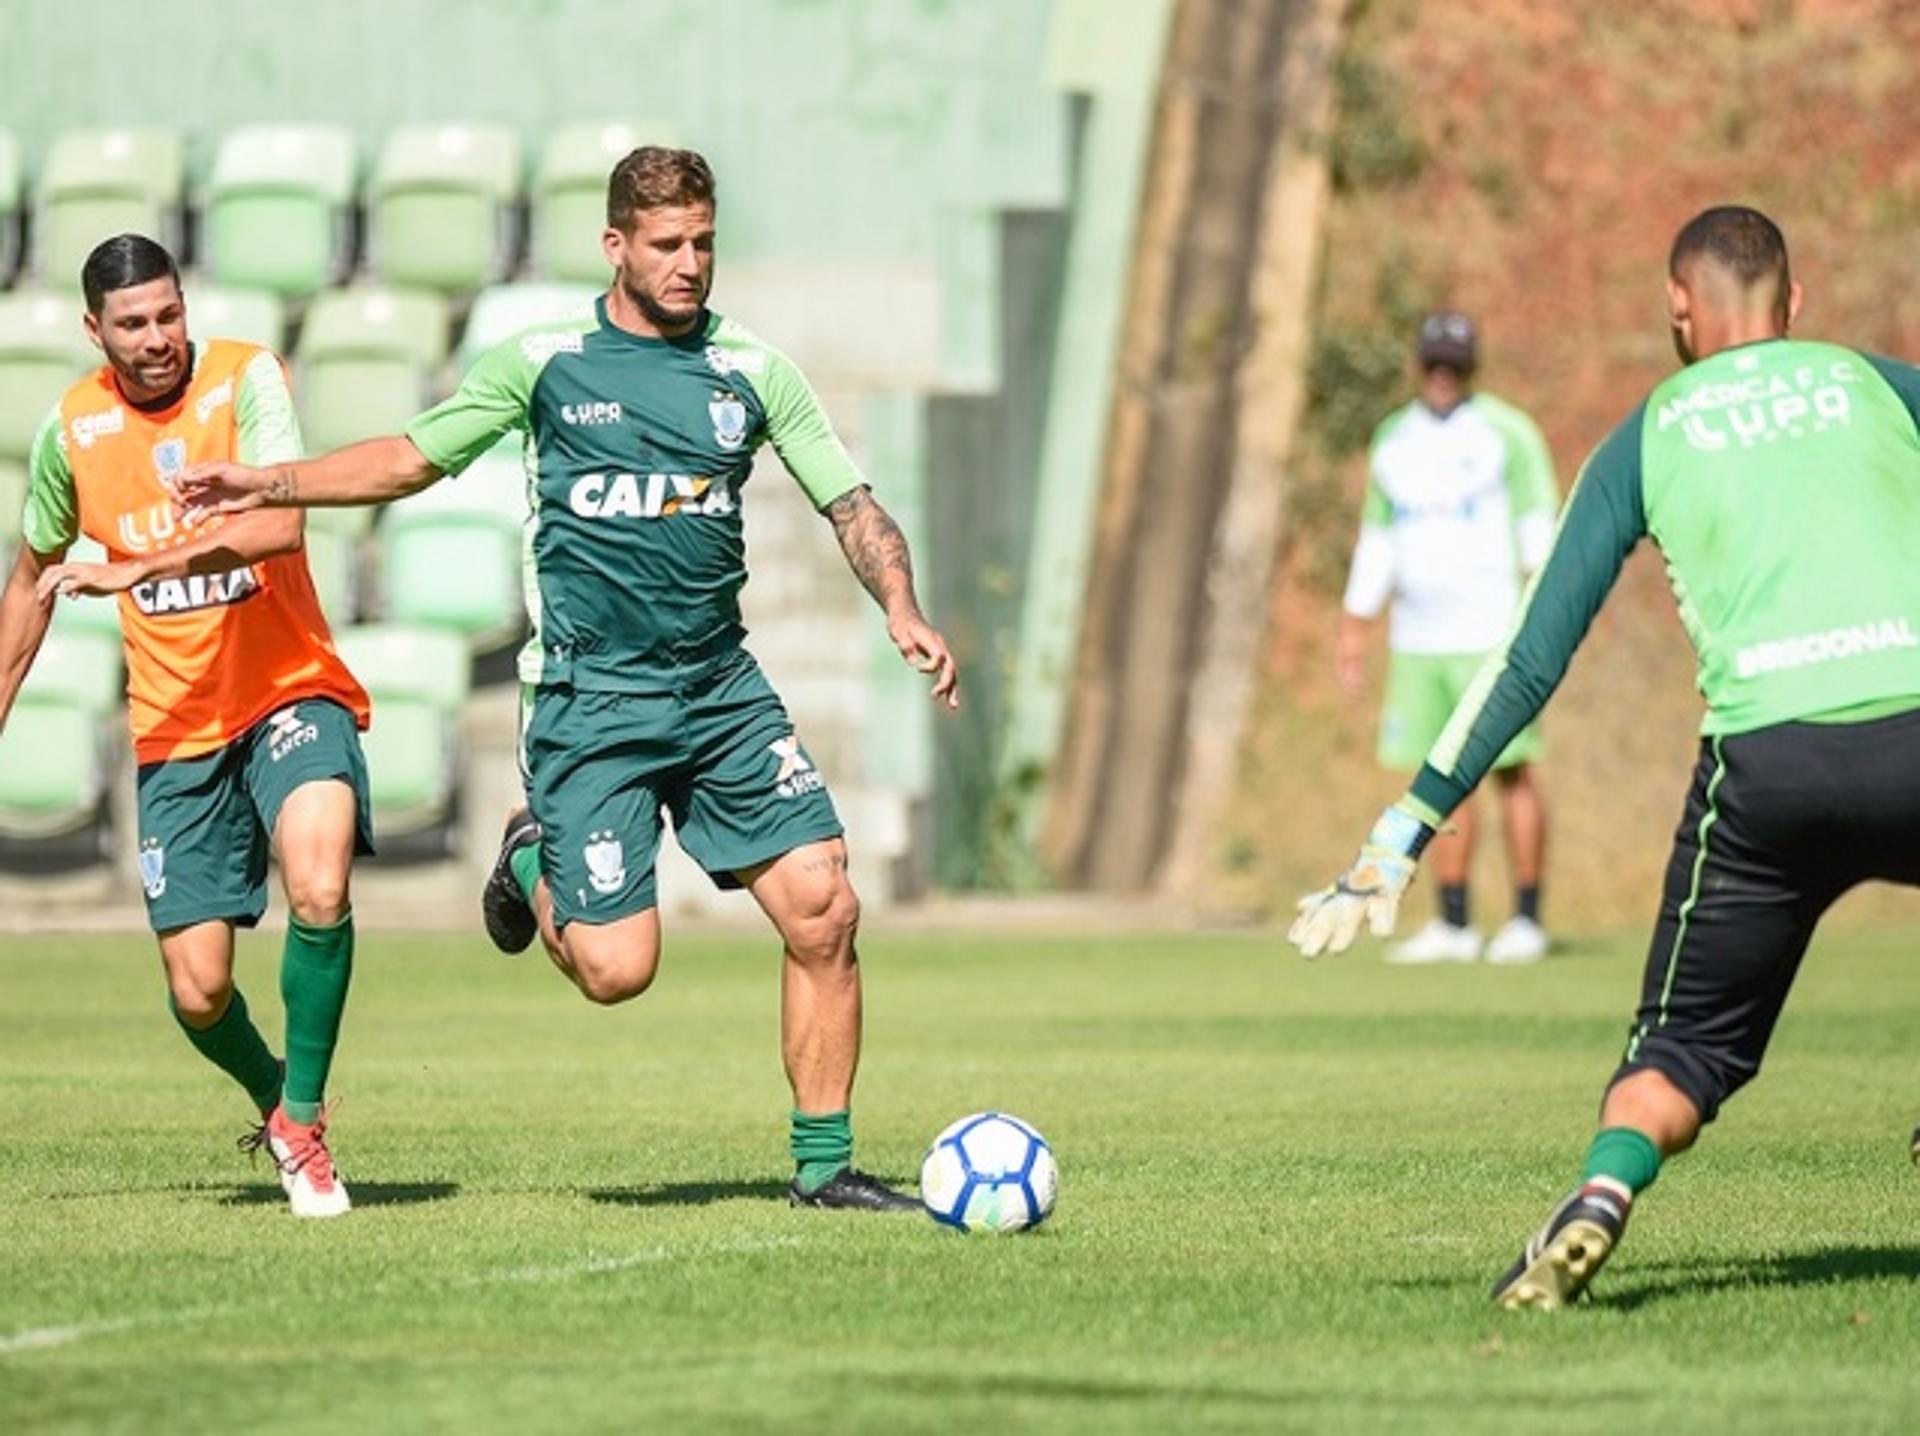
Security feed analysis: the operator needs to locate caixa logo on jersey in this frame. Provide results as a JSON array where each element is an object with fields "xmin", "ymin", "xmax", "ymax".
[
  {"xmin": 568, "ymin": 472, "xmax": 735, "ymax": 519},
  {"xmin": 130, "ymin": 565, "xmax": 260, "ymax": 616}
]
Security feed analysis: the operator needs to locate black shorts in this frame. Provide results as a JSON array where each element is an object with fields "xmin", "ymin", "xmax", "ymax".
[{"xmin": 1611, "ymin": 704, "xmax": 1920, "ymax": 1122}]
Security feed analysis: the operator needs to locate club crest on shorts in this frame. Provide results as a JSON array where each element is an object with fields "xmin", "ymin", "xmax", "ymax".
[
  {"xmin": 769, "ymin": 734, "xmax": 823, "ymax": 798},
  {"xmin": 584, "ymin": 830, "xmax": 626, "ymax": 894},
  {"xmin": 138, "ymin": 838, "xmax": 167, "ymax": 899},
  {"xmin": 151, "ymin": 437, "xmax": 188, "ymax": 483},
  {"xmin": 709, "ymin": 391, "xmax": 749, "ymax": 452}
]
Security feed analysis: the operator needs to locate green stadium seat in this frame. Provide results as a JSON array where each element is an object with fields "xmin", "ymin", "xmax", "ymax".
[
  {"xmin": 334, "ymin": 622, "xmax": 471, "ymax": 838},
  {"xmin": 369, "ymin": 124, "xmax": 521, "ymax": 295},
  {"xmin": 204, "ymin": 125, "xmax": 356, "ymax": 301},
  {"xmin": 189, "ymin": 284, "xmax": 287, "ymax": 352},
  {"xmin": 36, "ymin": 128, "xmax": 184, "ymax": 292},
  {"xmin": 48, "ymin": 535, "xmax": 125, "ymax": 643},
  {"xmin": 0, "ymin": 698, "xmax": 108, "ymax": 838},
  {"xmin": 0, "ymin": 289, "xmax": 95, "ymax": 461},
  {"xmin": 457, "ymin": 282, "xmax": 598, "ymax": 370},
  {"xmin": 294, "ymin": 285, "xmax": 449, "ymax": 456},
  {"xmin": 0, "ymin": 622, "xmax": 121, "ymax": 840},
  {"xmin": 301, "ymin": 521, "xmax": 357, "ymax": 625},
  {"xmin": 534, "ymin": 123, "xmax": 671, "ymax": 283},
  {"xmin": 375, "ymin": 439, "xmax": 526, "ymax": 651},
  {"xmin": 0, "ymin": 129, "xmax": 21, "ymax": 284}
]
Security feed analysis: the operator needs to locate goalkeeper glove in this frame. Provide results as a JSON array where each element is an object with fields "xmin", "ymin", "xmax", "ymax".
[{"xmin": 1288, "ymin": 802, "xmax": 1436, "ymax": 957}]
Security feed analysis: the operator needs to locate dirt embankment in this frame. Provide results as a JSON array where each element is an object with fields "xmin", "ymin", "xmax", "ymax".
[{"xmin": 1213, "ymin": 0, "xmax": 1920, "ymax": 929}]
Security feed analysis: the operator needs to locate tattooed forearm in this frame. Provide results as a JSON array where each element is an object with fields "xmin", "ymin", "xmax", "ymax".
[
  {"xmin": 826, "ymin": 486, "xmax": 918, "ymax": 612},
  {"xmin": 265, "ymin": 465, "xmax": 300, "ymax": 505}
]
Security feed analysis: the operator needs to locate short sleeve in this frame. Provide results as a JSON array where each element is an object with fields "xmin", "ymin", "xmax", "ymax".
[
  {"xmin": 21, "ymin": 406, "xmax": 78, "ymax": 554},
  {"xmin": 752, "ymin": 349, "xmax": 867, "ymax": 510},
  {"xmin": 234, "ymin": 349, "xmax": 305, "ymax": 467},
  {"xmin": 405, "ymin": 334, "xmax": 545, "ymax": 477}
]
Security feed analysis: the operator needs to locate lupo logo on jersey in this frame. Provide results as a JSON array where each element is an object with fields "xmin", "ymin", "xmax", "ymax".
[
  {"xmin": 769, "ymin": 734, "xmax": 823, "ymax": 798},
  {"xmin": 1658, "ymin": 356, "xmax": 1862, "ymax": 452},
  {"xmin": 266, "ymin": 706, "xmax": 320, "ymax": 762}
]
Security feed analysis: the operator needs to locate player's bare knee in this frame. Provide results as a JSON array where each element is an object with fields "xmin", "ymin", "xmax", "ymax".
[
  {"xmin": 285, "ymin": 871, "xmax": 351, "ymax": 927},
  {"xmin": 566, "ymin": 934, "xmax": 659, "ymax": 1005},
  {"xmin": 167, "ymin": 970, "xmax": 233, "ymax": 1027},
  {"xmin": 785, "ymin": 882, "xmax": 860, "ymax": 970}
]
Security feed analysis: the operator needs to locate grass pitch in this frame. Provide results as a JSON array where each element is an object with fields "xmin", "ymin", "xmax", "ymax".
[{"xmin": 3, "ymin": 923, "xmax": 1918, "ymax": 1432}]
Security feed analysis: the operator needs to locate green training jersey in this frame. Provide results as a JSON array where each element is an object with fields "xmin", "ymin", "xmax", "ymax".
[
  {"xmin": 1409, "ymin": 338, "xmax": 1920, "ymax": 821},
  {"xmin": 405, "ymin": 297, "xmax": 866, "ymax": 691}
]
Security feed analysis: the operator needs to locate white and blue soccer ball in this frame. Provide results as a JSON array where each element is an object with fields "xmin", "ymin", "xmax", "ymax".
[{"xmin": 919, "ymin": 1112, "xmax": 1058, "ymax": 1234}]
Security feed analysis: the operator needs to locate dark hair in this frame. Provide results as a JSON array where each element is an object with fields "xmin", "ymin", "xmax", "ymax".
[
  {"xmin": 1669, "ymin": 205, "xmax": 1790, "ymax": 293},
  {"xmin": 606, "ymin": 146, "xmax": 715, "ymax": 231},
  {"xmin": 81, "ymin": 233, "xmax": 180, "ymax": 315}
]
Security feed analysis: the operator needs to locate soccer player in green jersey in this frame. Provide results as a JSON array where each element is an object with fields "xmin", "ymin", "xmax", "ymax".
[
  {"xmin": 1290, "ymin": 205, "xmax": 1920, "ymax": 1306},
  {"xmin": 178, "ymin": 147, "xmax": 958, "ymax": 1211}
]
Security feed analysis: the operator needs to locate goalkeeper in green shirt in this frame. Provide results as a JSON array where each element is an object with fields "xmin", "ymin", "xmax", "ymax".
[{"xmin": 1292, "ymin": 205, "xmax": 1920, "ymax": 1306}]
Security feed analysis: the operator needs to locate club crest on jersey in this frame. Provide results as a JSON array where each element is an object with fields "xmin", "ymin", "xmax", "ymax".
[
  {"xmin": 152, "ymin": 437, "xmax": 188, "ymax": 482},
  {"xmin": 584, "ymin": 831, "xmax": 626, "ymax": 894},
  {"xmin": 769, "ymin": 734, "xmax": 823, "ymax": 798},
  {"xmin": 138, "ymin": 838, "xmax": 166, "ymax": 899},
  {"xmin": 710, "ymin": 392, "xmax": 748, "ymax": 451}
]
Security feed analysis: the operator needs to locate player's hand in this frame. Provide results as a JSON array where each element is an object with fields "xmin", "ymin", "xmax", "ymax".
[
  {"xmin": 34, "ymin": 560, "xmax": 143, "ymax": 602},
  {"xmin": 1288, "ymin": 802, "xmax": 1435, "ymax": 957},
  {"xmin": 173, "ymin": 460, "xmax": 277, "ymax": 522},
  {"xmin": 887, "ymin": 608, "xmax": 960, "ymax": 710},
  {"xmin": 1334, "ymin": 633, "xmax": 1368, "ymax": 698}
]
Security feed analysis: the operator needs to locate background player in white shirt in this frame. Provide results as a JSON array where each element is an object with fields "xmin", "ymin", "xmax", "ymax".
[{"xmin": 1336, "ymin": 312, "xmax": 1559, "ymax": 963}]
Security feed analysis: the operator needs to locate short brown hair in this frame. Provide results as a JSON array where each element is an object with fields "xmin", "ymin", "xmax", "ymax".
[{"xmin": 606, "ymin": 146, "xmax": 716, "ymax": 230}]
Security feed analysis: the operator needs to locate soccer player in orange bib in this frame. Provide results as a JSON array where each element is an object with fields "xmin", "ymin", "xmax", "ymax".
[{"xmin": 0, "ymin": 235, "xmax": 371, "ymax": 1217}]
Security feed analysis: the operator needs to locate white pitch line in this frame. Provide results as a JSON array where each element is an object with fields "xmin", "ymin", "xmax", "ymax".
[
  {"xmin": 0, "ymin": 1233, "xmax": 805, "ymax": 1358},
  {"xmin": 464, "ymin": 1233, "xmax": 804, "ymax": 1288}
]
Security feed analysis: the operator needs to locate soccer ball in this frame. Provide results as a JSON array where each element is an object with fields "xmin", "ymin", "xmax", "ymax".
[{"xmin": 919, "ymin": 1112, "xmax": 1057, "ymax": 1233}]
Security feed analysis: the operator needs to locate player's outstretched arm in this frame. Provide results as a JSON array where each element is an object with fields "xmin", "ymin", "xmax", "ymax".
[
  {"xmin": 0, "ymin": 543, "xmax": 63, "ymax": 735},
  {"xmin": 174, "ymin": 436, "xmax": 443, "ymax": 521},
  {"xmin": 824, "ymin": 485, "xmax": 960, "ymax": 710},
  {"xmin": 34, "ymin": 510, "xmax": 306, "ymax": 602}
]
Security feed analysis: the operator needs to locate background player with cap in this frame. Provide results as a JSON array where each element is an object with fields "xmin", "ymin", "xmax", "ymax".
[{"xmin": 1336, "ymin": 310, "xmax": 1560, "ymax": 964}]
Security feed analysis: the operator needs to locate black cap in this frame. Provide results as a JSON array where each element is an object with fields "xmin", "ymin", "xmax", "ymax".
[{"xmin": 1416, "ymin": 310, "xmax": 1478, "ymax": 370}]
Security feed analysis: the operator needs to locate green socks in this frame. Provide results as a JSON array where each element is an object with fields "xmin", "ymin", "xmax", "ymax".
[
  {"xmin": 1581, "ymin": 1126, "xmax": 1662, "ymax": 1196},
  {"xmin": 172, "ymin": 987, "xmax": 283, "ymax": 1114},
  {"xmin": 510, "ymin": 841, "xmax": 543, "ymax": 907},
  {"xmin": 791, "ymin": 1109, "xmax": 853, "ymax": 1194},
  {"xmin": 280, "ymin": 912, "xmax": 355, "ymax": 1125}
]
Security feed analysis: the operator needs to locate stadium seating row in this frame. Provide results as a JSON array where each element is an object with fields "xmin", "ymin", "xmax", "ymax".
[
  {"xmin": 0, "ymin": 276, "xmax": 591, "ymax": 852},
  {"xmin": 0, "ymin": 574, "xmax": 477, "ymax": 854},
  {"xmin": 0, "ymin": 122, "xmax": 662, "ymax": 298}
]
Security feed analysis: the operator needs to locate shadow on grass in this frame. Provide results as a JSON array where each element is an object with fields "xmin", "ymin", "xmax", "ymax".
[
  {"xmin": 587, "ymin": 1179, "xmax": 789, "ymax": 1209},
  {"xmin": 1605, "ymin": 1244, "xmax": 1920, "ymax": 1310},
  {"xmin": 213, "ymin": 1181, "xmax": 459, "ymax": 1208},
  {"xmin": 1388, "ymin": 1243, "xmax": 1920, "ymax": 1308},
  {"xmin": 856, "ymin": 1371, "xmax": 1297, "ymax": 1410}
]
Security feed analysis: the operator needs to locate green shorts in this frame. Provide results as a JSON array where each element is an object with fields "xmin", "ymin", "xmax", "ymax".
[
  {"xmin": 522, "ymin": 649, "xmax": 843, "ymax": 931},
  {"xmin": 134, "ymin": 697, "xmax": 374, "ymax": 933},
  {"xmin": 1378, "ymin": 651, "xmax": 1542, "ymax": 773}
]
